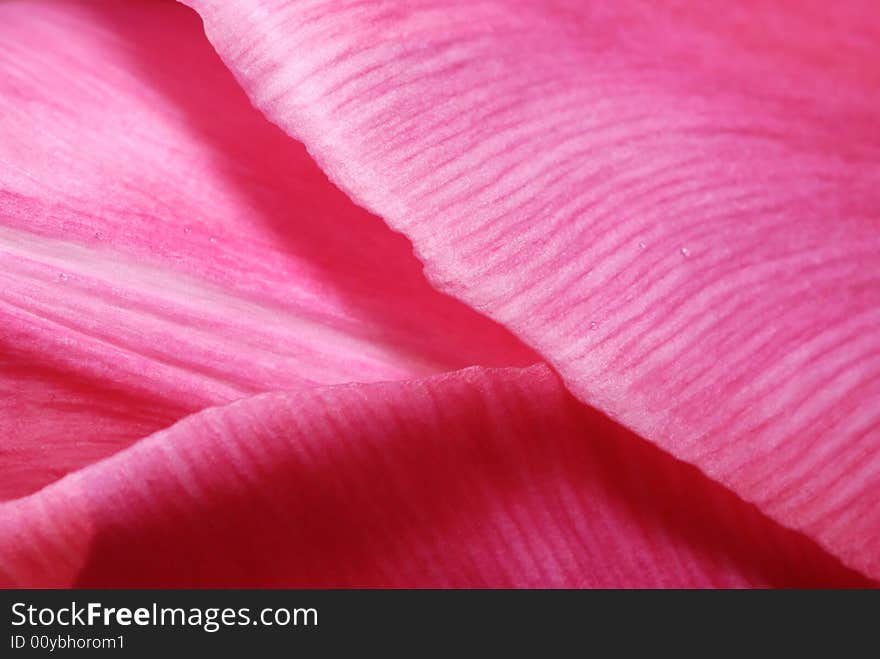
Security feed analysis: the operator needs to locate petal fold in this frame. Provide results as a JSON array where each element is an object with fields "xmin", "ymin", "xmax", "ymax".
[
  {"xmin": 0, "ymin": 365, "xmax": 868, "ymax": 588},
  {"xmin": 182, "ymin": 0, "xmax": 880, "ymax": 577},
  {"xmin": 0, "ymin": 0, "xmax": 535, "ymax": 498}
]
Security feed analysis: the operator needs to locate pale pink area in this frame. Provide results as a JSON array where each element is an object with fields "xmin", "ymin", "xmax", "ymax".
[
  {"xmin": 0, "ymin": 366, "xmax": 870, "ymax": 588},
  {"xmin": 183, "ymin": 0, "xmax": 880, "ymax": 577},
  {"xmin": 0, "ymin": 0, "xmax": 535, "ymax": 499}
]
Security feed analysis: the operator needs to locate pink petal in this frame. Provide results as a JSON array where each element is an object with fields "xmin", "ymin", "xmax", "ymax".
[
  {"xmin": 0, "ymin": 0, "xmax": 535, "ymax": 499},
  {"xmin": 183, "ymin": 0, "xmax": 880, "ymax": 577},
  {"xmin": 0, "ymin": 365, "xmax": 868, "ymax": 587}
]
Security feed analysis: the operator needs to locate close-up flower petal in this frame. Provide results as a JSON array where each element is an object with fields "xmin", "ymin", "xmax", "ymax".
[
  {"xmin": 0, "ymin": 0, "xmax": 877, "ymax": 592},
  {"xmin": 0, "ymin": 0, "xmax": 534, "ymax": 500},
  {"xmin": 182, "ymin": 0, "xmax": 880, "ymax": 578},
  {"xmin": 1, "ymin": 365, "xmax": 869, "ymax": 588}
]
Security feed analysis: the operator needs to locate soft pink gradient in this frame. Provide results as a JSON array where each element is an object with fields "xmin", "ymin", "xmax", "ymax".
[
  {"xmin": 185, "ymin": 0, "xmax": 880, "ymax": 578},
  {"xmin": 0, "ymin": 0, "xmax": 877, "ymax": 587},
  {"xmin": 0, "ymin": 0, "xmax": 535, "ymax": 499}
]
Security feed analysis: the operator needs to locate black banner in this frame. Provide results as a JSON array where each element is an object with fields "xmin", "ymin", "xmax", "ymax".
[{"xmin": 1, "ymin": 589, "xmax": 874, "ymax": 654}]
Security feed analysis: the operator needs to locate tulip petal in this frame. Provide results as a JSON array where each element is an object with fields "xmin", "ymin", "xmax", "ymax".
[
  {"xmin": 0, "ymin": 0, "xmax": 535, "ymax": 498},
  {"xmin": 0, "ymin": 365, "xmax": 869, "ymax": 588},
  {"xmin": 182, "ymin": 0, "xmax": 880, "ymax": 577}
]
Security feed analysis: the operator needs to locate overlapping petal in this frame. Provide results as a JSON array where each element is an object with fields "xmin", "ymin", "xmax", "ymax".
[
  {"xmin": 181, "ymin": 0, "xmax": 880, "ymax": 577},
  {"xmin": 0, "ymin": 365, "xmax": 868, "ymax": 587},
  {"xmin": 0, "ymin": 0, "xmax": 534, "ymax": 499},
  {"xmin": 1, "ymin": 0, "xmax": 876, "ymax": 588}
]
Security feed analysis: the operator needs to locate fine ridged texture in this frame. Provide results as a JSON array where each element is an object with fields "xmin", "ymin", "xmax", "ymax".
[
  {"xmin": 0, "ymin": 366, "xmax": 869, "ymax": 588},
  {"xmin": 0, "ymin": 0, "xmax": 534, "ymax": 499},
  {"xmin": 1, "ymin": 0, "xmax": 877, "ymax": 589},
  {"xmin": 182, "ymin": 0, "xmax": 880, "ymax": 577}
]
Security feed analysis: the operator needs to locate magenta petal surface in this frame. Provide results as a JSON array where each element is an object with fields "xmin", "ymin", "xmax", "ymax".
[
  {"xmin": 0, "ymin": 366, "xmax": 869, "ymax": 588},
  {"xmin": 0, "ymin": 0, "xmax": 535, "ymax": 499},
  {"xmin": 182, "ymin": 0, "xmax": 880, "ymax": 577}
]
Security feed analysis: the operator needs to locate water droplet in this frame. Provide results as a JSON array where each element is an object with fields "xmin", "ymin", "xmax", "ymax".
[
  {"xmin": 58, "ymin": 272, "xmax": 68, "ymax": 281},
  {"xmin": 183, "ymin": 226, "xmax": 192, "ymax": 234},
  {"xmin": 209, "ymin": 236, "xmax": 217, "ymax": 244},
  {"xmin": 680, "ymin": 246, "xmax": 691, "ymax": 257},
  {"xmin": 590, "ymin": 321, "xmax": 598, "ymax": 330},
  {"xmin": 638, "ymin": 241, "xmax": 646, "ymax": 249}
]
